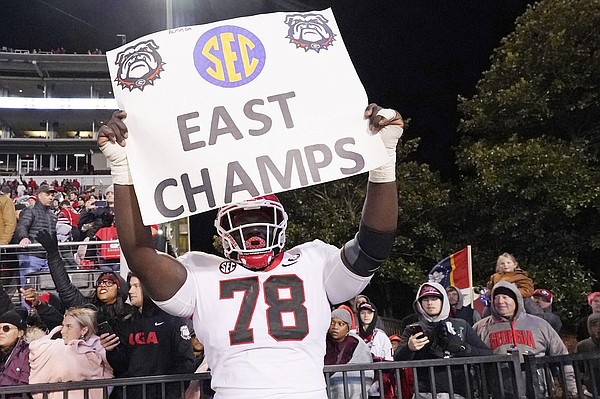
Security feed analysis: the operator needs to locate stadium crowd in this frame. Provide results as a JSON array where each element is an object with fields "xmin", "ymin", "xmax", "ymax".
[{"xmin": 1, "ymin": 104, "xmax": 600, "ymax": 398}]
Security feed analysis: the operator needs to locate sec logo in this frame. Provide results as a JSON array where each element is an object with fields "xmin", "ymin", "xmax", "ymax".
[
  {"xmin": 193, "ymin": 25, "xmax": 266, "ymax": 88},
  {"xmin": 219, "ymin": 261, "xmax": 237, "ymax": 274}
]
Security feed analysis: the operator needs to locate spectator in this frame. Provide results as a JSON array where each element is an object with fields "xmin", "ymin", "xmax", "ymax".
[
  {"xmin": 0, "ymin": 186, "xmax": 16, "ymax": 246},
  {"xmin": 27, "ymin": 178, "xmax": 38, "ymax": 193},
  {"xmin": 102, "ymin": 273, "xmax": 195, "ymax": 399},
  {"xmin": 58, "ymin": 200, "xmax": 80, "ymax": 240},
  {"xmin": 98, "ymin": 104, "xmax": 403, "ymax": 397},
  {"xmin": 357, "ymin": 302, "xmax": 393, "ymax": 398},
  {"xmin": 446, "ymin": 285, "xmax": 481, "ymax": 326},
  {"xmin": 394, "ymin": 282, "xmax": 491, "ymax": 399},
  {"xmin": 29, "ymin": 307, "xmax": 113, "ymax": 398},
  {"xmin": 358, "ymin": 302, "xmax": 393, "ymax": 362},
  {"xmin": 531, "ymin": 288, "xmax": 562, "ymax": 333},
  {"xmin": 353, "ymin": 294, "xmax": 385, "ymax": 332},
  {"xmin": 388, "ymin": 334, "xmax": 414, "ymax": 399},
  {"xmin": 324, "ymin": 307, "xmax": 373, "ymax": 399},
  {"xmin": 14, "ymin": 184, "xmax": 58, "ymax": 292},
  {"xmin": 36, "ymin": 228, "xmax": 132, "ymax": 330},
  {"xmin": 577, "ymin": 292, "xmax": 600, "ymax": 341},
  {"xmin": 0, "ymin": 308, "xmax": 30, "ymax": 392},
  {"xmin": 575, "ymin": 313, "xmax": 600, "ymax": 397},
  {"xmin": 486, "ymin": 253, "xmax": 541, "ymax": 316},
  {"xmin": 473, "ymin": 281, "xmax": 577, "ymax": 398}
]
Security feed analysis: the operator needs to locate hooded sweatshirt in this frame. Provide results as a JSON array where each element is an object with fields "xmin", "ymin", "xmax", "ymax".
[
  {"xmin": 394, "ymin": 282, "xmax": 491, "ymax": 397},
  {"xmin": 106, "ymin": 287, "xmax": 195, "ymax": 399},
  {"xmin": 447, "ymin": 285, "xmax": 481, "ymax": 326},
  {"xmin": 473, "ymin": 281, "xmax": 577, "ymax": 397}
]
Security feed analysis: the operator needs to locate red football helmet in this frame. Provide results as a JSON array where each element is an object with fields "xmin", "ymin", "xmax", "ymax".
[{"xmin": 215, "ymin": 194, "xmax": 288, "ymax": 270}]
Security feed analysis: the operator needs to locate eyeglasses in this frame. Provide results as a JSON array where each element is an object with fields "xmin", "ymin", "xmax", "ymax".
[
  {"xmin": 0, "ymin": 325, "xmax": 16, "ymax": 333},
  {"xmin": 98, "ymin": 279, "xmax": 116, "ymax": 287}
]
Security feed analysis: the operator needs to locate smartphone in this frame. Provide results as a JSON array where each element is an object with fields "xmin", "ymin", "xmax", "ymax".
[
  {"xmin": 95, "ymin": 200, "xmax": 108, "ymax": 207},
  {"xmin": 407, "ymin": 323, "xmax": 424, "ymax": 336},
  {"xmin": 97, "ymin": 321, "xmax": 115, "ymax": 336}
]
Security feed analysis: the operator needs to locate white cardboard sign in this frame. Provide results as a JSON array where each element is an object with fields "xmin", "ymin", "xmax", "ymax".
[{"xmin": 106, "ymin": 9, "xmax": 388, "ymax": 224}]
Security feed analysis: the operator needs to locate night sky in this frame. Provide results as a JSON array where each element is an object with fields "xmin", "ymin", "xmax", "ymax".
[{"xmin": 2, "ymin": 0, "xmax": 532, "ymax": 177}]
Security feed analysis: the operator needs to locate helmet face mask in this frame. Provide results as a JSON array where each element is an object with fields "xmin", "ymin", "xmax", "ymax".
[{"xmin": 215, "ymin": 195, "xmax": 287, "ymax": 270}]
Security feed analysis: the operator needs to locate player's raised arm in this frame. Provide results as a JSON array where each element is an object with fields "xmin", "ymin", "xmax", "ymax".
[
  {"xmin": 98, "ymin": 111, "xmax": 187, "ymax": 301},
  {"xmin": 341, "ymin": 104, "xmax": 403, "ymax": 277}
]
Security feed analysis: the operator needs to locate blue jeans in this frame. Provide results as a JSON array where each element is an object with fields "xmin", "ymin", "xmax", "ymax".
[{"xmin": 18, "ymin": 254, "xmax": 49, "ymax": 288}]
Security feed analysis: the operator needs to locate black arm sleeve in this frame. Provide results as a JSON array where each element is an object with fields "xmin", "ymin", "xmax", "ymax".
[{"xmin": 47, "ymin": 250, "xmax": 87, "ymax": 308}]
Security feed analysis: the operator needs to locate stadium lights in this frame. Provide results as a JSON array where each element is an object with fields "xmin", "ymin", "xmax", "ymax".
[{"xmin": 0, "ymin": 97, "xmax": 118, "ymax": 110}]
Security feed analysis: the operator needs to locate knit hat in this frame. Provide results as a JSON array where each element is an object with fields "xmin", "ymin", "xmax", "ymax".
[
  {"xmin": 588, "ymin": 292, "xmax": 600, "ymax": 306},
  {"xmin": 0, "ymin": 308, "xmax": 28, "ymax": 331},
  {"xmin": 96, "ymin": 271, "xmax": 121, "ymax": 288},
  {"xmin": 331, "ymin": 308, "xmax": 352, "ymax": 328},
  {"xmin": 105, "ymin": 185, "xmax": 114, "ymax": 194},
  {"xmin": 532, "ymin": 288, "xmax": 553, "ymax": 304},
  {"xmin": 493, "ymin": 286, "xmax": 518, "ymax": 303},
  {"xmin": 418, "ymin": 284, "xmax": 444, "ymax": 301}
]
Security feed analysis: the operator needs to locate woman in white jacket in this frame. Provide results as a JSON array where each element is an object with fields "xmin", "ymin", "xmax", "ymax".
[{"xmin": 29, "ymin": 307, "xmax": 113, "ymax": 399}]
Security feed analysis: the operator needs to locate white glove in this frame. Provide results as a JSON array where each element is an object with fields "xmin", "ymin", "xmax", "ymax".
[
  {"xmin": 100, "ymin": 141, "xmax": 133, "ymax": 185},
  {"xmin": 369, "ymin": 109, "xmax": 404, "ymax": 183}
]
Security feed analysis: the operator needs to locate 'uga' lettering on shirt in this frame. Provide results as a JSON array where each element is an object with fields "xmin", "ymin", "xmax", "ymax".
[
  {"xmin": 489, "ymin": 329, "xmax": 536, "ymax": 350},
  {"xmin": 129, "ymin": 331, "xmax": 159, "ymax": 345}
]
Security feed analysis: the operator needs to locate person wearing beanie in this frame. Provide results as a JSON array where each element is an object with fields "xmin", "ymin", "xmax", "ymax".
[
  {"xmin": 575, "ymin": 313, "xmax": 600, "ymax": 395},
  {"xmin": 576, "ymin": 291, "xmax": 600, "ymax": 341},
  {"xmin": 473, "ymin": 281, "xmax": 577, "ymax": 397},
  {"xmin": 0, "ymin": 308, "xmax": 30, "ymax": 391},
  {"xmin": 532, "ymin": 288, "xmax": 562, "ymax": 333},
  {"xmin": 395, "ymin": 282, "xmax": 490, "ymax": 399},
  {"xmin": 325, "ymin": 307, "xmax": 373, "ymax": 399},
  {"xmin": 35, "ymin": 230, "xmax": 132, "ymax": 332}
]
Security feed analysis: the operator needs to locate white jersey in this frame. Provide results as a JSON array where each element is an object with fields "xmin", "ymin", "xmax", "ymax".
[{"xmin": 155, "ymin": 239, "xmax": 371, "ymax": 399}]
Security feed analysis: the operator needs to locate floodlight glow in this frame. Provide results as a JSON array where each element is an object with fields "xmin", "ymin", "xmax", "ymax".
[{"xmin": 0, "ymin": 97, "xmax": 118, "ymax": 110}]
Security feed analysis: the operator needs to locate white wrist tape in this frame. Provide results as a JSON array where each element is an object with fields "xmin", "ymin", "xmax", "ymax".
[
  {"xmin": 369, "ymin": 110, "xmax": 404, "ymax": 183},
  {"xmin": 100, "ymin": 141, "xmax": 133, "ymax": 185}
]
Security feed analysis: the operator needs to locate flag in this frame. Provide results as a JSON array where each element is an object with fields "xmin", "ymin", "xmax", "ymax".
[{"xmin": 427, "ymin": 246, "xmax": 473, "ymax": 304}]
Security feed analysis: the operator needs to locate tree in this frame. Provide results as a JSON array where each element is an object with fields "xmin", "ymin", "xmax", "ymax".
[
  {"xmin": 456, "ymin": 0, "xmax": 600, "ymax": 323},
  {"xmin": 458, "ymin": 0, "xmax": 600, "ymax": 147},
  {"xmin": 281, "ymin": 139, "xmax": 459, "ymax": 318}
]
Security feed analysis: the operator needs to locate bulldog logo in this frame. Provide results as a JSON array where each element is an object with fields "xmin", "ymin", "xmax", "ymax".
[
  {"xmin": 284, "ymin": 13, "xmax": 336, "ymax": 52},
  {"xmin": 114, "ymin": 40, "xmax": 165, "ymax": 92}
]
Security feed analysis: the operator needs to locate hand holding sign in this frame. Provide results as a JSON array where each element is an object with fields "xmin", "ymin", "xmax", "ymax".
[{"xmin": 104, "ymin": 9, "xmax": 396, "ymax": 224}]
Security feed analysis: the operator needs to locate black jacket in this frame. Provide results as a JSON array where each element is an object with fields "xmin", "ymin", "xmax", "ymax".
[
  {"xmin": 45, "ymin": 247, "xmax": 131, "ymax": 327},
  {"xmin": 107, "ymin": 297, "xmax": 195, "ymax": 399},
  {"xmin": 15, "ymin": 202, "xmax": 57, "ymax": 258}
]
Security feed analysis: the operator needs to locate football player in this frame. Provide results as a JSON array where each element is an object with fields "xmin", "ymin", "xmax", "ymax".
[{"xmin": 98, "ymin": 103, "xmax": 403, "ymax": 399}]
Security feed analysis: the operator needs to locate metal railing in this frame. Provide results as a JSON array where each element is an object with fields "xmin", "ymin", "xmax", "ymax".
[
  {"xmin": 0, "ymin": 351, "xmax": 598, "ymax": 398},
  {"xmin": 0, "ymin": 240, "xmax": 121, "ymax": 304}
]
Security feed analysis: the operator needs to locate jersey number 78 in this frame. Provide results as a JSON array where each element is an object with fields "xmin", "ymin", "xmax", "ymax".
[{"xmin": 219, "ymin": 274, "xmax": 309, "ymax": 345}]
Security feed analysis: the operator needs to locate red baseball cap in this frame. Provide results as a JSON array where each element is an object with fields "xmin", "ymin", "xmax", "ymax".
[{"xmin": 533, "ymin": 288, "xmax": 553, "ymax": 304}]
